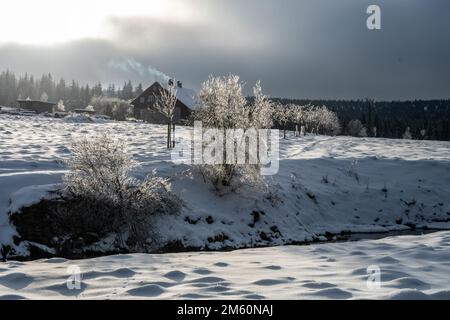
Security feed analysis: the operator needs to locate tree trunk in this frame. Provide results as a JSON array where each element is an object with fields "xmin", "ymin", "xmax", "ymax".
[
  {"xmin": 167, "ymin": 122, "xmax": 171, "ymax": 149},
  {"xmin": 172, "ymin": 122, "xmax": 176, "ymax": 148}
]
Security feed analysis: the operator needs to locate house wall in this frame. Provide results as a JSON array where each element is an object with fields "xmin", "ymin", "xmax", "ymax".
[{"xmin": 18, "ymin": 101, "xmax": 54, "ymax": 113}]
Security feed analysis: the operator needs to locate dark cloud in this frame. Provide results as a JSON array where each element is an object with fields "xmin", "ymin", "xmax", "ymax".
[{"xmin": 0, "ymin": 0, "xmax": 449, "ymax": 100}]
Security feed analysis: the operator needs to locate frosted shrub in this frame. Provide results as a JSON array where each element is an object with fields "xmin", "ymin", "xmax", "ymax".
[
  {"xmin": 90, "ymin": 96, "xmax": 132, "ymax": 121},
  {"xmin": 55, "ymin": 100, "xmax": 66, "ymax": 112},
  {"xmin": 63, "ymin": 133, "xmax": 181, "ymax": 247},
  {"xmin": 303, "ymin": 105, "xmax": 340, "ymax": 136},
  {"xmin": 402, "ymin": 127, "xmax": 412, "ymax": 139},
  {"xmin": 194, "ymin": 75, "xmax": 273, "ymax": 189},
  {"xmin": 274, "ymin": 104, "xmax": 340, "ymax": 137},
  {"xmin": 347, "ymin": 119, "xmax": 367, "ymax": 137},
  {"xmin": 273, "ymin": 103, "xmax": 292, "ymax": 139}
]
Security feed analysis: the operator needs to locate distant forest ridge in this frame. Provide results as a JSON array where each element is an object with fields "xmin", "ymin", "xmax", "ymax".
[
  {"xmin": 1, "ymin": 70, "xmax": 449, "ymax": 141},
  {"xmin": 272, "ymin": 98, "xmax": 450, "ymax": 141},
  {"xmin": 0, "ymin": 70, "xmax": 144, "ymax": 109}
]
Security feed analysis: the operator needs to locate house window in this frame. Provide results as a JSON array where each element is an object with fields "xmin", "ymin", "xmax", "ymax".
[{"xmin": 140, "ymin": 97, "xmax": 145, "ymax": 103}]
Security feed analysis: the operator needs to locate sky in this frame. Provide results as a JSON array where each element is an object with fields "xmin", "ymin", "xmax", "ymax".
[{"xmin": 0, "ymin": 0, "xmax": 449, "ymax": 100}]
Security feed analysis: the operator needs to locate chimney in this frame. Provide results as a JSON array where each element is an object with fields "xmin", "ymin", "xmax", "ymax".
[{"xmin": 177, "ymin": 80, "xmax": 182, "ymax": 88}]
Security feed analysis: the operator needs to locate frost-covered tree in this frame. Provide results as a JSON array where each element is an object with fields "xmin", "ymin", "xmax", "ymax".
[
  {"xmin": 153, "ymin": 82, "xmax": 178, "ymax": 149},
  {"xmin": 194, "ymin": 74, "xmax": 272, "ymax": 189},
  {"xmin": 55, "ymin": 100, "xmax": 65, "ymax": 112},
  {"xmin": 273, "ymin": 104, "xmax": 292, "ymax": 139},
  {"xmin": 358, "ymin": 126, "xmax": 368, "ymax": 137},
  {"xmin": 314, "ymin": 105, "xmax": 341, "ymax": 136},
  {"xmin": 420, "ymin": 129, "xmax": 427, "ymax": 139},
  {"xmin": 248, "ymin": 80, "xmax": 273, "ymax": 129},
  {"xmin": 402, "ymin": 126, "xmax": 412, "ymax": 139},
  {"xmin": 40, "ymin": 92, "xmax": 48, "ymax": 102},
  {"xmin": 347, "ymin": 119, "xmax": 367, "ymax": 137},
  {"xmin": 299, "ymin": 105, "xmax": 340, "ymax": 136},
  {"xmin": 90, "ymin": 96, "xmax": 132, "ymax": 121},
  {"xmin": 290, "ymin": 104, "xmax": 308, "ymax": 136}
]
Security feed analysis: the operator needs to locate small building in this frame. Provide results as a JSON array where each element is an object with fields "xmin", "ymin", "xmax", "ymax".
[
  {"xmin": 17, "ymin": 99, "xmax": 56, "ymax": 113},
  {"xmin": 73, "ymin": 108, "xmax": 96, "ymax": 115},
  {"xmin": 131, "ymin": 81, "xmax": 196, "ymax": 124}
]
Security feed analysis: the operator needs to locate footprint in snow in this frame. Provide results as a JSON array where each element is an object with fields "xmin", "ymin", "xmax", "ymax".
[
  {"xmin": 189, "ymin": 276, "xmax": 227, "ymax": 284},
  {"xmin": 0, "ymin": 294, "xmax": 27, "ymax": 300},
  {"xmin": 263, "ymin": 265, "xmax": 282, "ymax": 270},
  {"xmin": 163, "ymin": 270, "xmax": 186, "ymax": 282},
  {"xmin": 126, "ymin": 284, "xmax": 165, "ymax": 297},
  {"xmin": 252, "ymin": 278, "xmax": 288, "ymax": 286},
  {"xmin": 311, "ymin": 288, "xmax": 353, "ymax": 299},
  {"xmin": 192, "ymin": 268, "xmax": 212, "ymax": 275},
  {"xmin": 0, "ymin": 272, "xmax": 34, "ymax": 290},
  {"xmin": 213, "ymin": 262, "xmax": 229, "ymax": 267},
  {"xmin": 302, "ymin": 281, "xmax": 337, "ymax": 289}
]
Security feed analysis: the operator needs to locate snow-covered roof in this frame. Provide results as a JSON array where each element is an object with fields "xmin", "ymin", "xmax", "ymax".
[
  {"xmin": 176, "ymin": 86, "xmax": 197, "ymax": 110},
  {"xmin": 131, "ymin": 82, "xmax": 198, "ymax": 110}
]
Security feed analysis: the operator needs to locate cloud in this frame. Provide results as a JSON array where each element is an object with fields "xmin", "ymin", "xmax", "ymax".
[{"xmin": 0, "ymin": 0, "xmax": 448, "ymax": 100}]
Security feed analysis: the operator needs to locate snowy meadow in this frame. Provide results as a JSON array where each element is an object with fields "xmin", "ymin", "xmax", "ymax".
[{"xmin": 1, "ymin": 113, "xmax": 450, "ymax": 299}]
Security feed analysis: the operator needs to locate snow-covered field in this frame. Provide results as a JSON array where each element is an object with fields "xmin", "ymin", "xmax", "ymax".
[
  {"xmin": 1, "ymin": 231, "xmax": 449, "ymax": 299},
  {"xmin": 1, "ymin": 114, "xmax": 450, "ymax": 299},
  {"xmin": 1, "ymin": 115, "xmax": 450, "ymax": 253}
]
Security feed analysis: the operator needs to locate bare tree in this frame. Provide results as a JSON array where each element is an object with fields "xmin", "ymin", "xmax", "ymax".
[{"xmin": 154, "ymin": 82, "xmax": 178, "ymax": 149}]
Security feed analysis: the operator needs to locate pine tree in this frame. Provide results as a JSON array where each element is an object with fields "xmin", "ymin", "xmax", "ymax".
[{"xmin": 134, "ymin": 83, "xmax": 143, "ymax": 97}]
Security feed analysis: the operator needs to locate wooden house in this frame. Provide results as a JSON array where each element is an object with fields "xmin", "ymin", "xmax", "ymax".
[
  {"xmin": 131, "ymin": 81, "xmax": 195, "ymax": 124},
  {"xmin": 17, "ymin": 99, "xmax": 56, "ymax": 113}
]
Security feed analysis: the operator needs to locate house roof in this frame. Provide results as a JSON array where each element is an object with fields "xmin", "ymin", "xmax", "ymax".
[
  {"xmin": 177, "ymin": 86, "xmax": 197, "ymax": 110},
  {"xmin": 17, "ymin": 99, "xmax": 57, "ymax": 106}
]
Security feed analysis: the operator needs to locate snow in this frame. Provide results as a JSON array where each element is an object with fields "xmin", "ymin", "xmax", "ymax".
[
  {"xmin": 0, "ymin": 114, "xmax": 450, "ymax": 253},
  {"xmin": 176, "ymin": 87, "xmax": 197, "ymax": 110},
  {"xmin": 0, "ymin": 231, "xmax": 449, "ymax": 299},
  {"xmin": 0, "ymin": 114, "xmax": 449, "ymax": 299},
  {"xmin": 7, "ymin": 184, "xmax": 60, "ymax": 214}
]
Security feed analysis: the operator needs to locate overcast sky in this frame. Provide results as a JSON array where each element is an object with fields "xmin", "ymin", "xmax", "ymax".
[{"xmin": 0, "ymin": 0, "xmax": 448, "ymax": 100}]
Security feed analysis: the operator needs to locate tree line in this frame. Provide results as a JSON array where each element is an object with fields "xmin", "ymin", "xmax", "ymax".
[
  {"xmin": 0, "ymin": 70, "xmax": 144, "ymax": 110},
  {"xmin": 2, "ymin": 70, "xmax": 450, "ymax": 141},
  {"xmin": 272, "ymin": 98, "xmax": 450, "ymax": 141}
]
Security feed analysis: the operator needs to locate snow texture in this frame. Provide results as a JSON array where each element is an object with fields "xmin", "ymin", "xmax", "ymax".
[
  {"xmin": 0, "ymin": 114, "xmax": 449, "ymax": 299},
  {"xmin": 1, "ymin": 115, "xmax": 450, "ymax": 253},
  {"xmin": 0, "ymin": 231, "xmax": 449, "ymax": 299}
]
